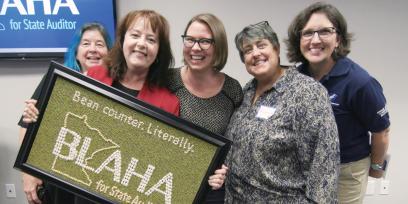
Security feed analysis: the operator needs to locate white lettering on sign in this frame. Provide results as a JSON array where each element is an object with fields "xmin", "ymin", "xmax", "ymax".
[
  {"xmin": 0, "ymin": 0, "xmax": 79, "ymax": 15},
  {"xmin": 51, "ymin": 112, "xmax": 173, "ymax": 203}
]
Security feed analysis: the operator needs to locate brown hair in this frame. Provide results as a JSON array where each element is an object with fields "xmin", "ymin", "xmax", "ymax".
[
  {"xmin": 183, "ymin": 13, "xmax": 228, "ymax": 71},
  {"xmin": 106, "ymin": 10, "xmax": 174, "ymax": 87},
  {"xmin": 285, "ymin": 2, "xmax": 352, "ymax": 64}
]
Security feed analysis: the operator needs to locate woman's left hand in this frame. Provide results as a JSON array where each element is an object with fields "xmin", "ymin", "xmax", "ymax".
[{"xmin": 208, "ymin": 164, "xmax": 228, "ymax": 190}]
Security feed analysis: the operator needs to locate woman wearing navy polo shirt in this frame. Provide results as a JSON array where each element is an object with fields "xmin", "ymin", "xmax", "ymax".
[{"xmin": 286, "ymin": 2, "xmax": 390, "ymax": 204}]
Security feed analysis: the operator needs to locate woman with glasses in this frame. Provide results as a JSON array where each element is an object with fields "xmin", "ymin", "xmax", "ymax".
[
  {"xmin": 167, "ymin": 13, "xmax": 243, "ymax": 203},
  {"xmin": 222, "ymin": 20, "xmax": 339, "ymax": 203},
  {"xmin": 286, "ymin": 2, "xmax": 390, "ymax": 203}
]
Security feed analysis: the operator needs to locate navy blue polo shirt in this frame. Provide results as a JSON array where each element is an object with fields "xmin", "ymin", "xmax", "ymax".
[{"xmin": 298, "ymin": 57, "xmax": 390, "ymax": 163}]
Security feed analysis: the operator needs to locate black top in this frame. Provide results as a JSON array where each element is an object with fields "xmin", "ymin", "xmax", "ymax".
[
  {"xmin": 168, "ymin": 67, "xmax": 243, "ymax": 135},
  {"xmin": 168, "ymin": 67, "xmax": 243, "ymax": 203},
  {"xmin": 112, "ymin": 80, "xmax": 140, "ymax": 97}
]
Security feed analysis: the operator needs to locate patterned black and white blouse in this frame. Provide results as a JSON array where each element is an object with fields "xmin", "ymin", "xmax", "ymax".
[
  {"xmin": 224, "ymin": 67, "xmax": 340, "ymax": 203},
  {"xmin": 168, "ymin": 67, "xmax": 243, "ymax": 135}
]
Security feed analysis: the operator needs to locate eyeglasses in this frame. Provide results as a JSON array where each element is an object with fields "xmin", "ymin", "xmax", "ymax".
[
  {"xmin": 251, "ymin": 21, "xmax": 269, "ymax": 28},
  {"xmin": 300, "ymin": 27, "xmax": 337, "ymax": 40},
  {"xmin": 243, "ymin": 21, "xmax": 269, "ymax": 32},
  {"xmin": 181, "ymin": 35, "xmax": 214, "ymax": 50}
]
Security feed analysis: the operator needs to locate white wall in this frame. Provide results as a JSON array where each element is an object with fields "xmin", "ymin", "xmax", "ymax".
[
  {"xmin": 0, "ymin": 60, "xmax": 53, "ymax": 204},
  {"xmin": 1, "ymin": 0, "xmax": 407, "ymax": 203}
]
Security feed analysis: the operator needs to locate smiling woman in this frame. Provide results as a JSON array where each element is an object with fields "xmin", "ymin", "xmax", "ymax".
[
  {"xmin": 122, "ymin": 17, "xmax": 159, "ymax": 81},
  {"xmin": 75, "ymin": 29, "xmax": 109, "ymax": 71},
  {"xmin": 19, "ymin": 11, "xmax": 180, "ymax": 204},
  {"xmin": 223, "ymin": 21, "xmax": 340, "ymax": 203},
  {"xmin": 86, "ymin": 10, "xmax": 180, "ymax": 116},
  {"xmin": 18, "ymin": 22, "xmax": 113, "ymax": 204},
  {"xmin": 167, "ymin": 13, "xmax": 243, "ymax": 203},
  {"xmin": 64, "ymin": 22, "xmax": 112, "ymax": 72},
  {"xmin": 285, "ymin": 2, "xmax": 391, "ymax": 203}
]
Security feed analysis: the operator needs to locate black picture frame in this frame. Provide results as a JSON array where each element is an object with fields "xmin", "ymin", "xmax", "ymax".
[{"xmin": 14, "ymin": 61, "xmax": 231, "ymax": 204}]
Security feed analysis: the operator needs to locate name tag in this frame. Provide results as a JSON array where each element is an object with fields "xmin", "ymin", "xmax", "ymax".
[{"xmin": 256, "ymin": 106, "xmax": 276, "ymax": 119}]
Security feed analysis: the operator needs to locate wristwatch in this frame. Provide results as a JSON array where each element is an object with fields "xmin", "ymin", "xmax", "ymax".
[{"xmin": 370, "ymin": 163, "xmax": 384, "ymax": 171}]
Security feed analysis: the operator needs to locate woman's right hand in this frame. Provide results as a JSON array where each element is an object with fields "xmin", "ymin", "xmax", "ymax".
[
  {"xmin": 20, "ymin": 99, "xmax": 42, "ymax": 203},
  {"xmin": 22, "ymin": 173, "xmax": 43, "ymax": 204},
  {"xmin": 208, "ymin": 164, "xmax": 228, "ymax": 190},
  {"xmin": 22, "ymin": 99, "xmax": 39, "ymax": 123}
]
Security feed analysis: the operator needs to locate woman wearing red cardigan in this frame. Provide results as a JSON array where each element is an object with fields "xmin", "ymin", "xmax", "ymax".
[{"xmin": 87, "ymin": 10, "xmax": 179, "ymax": 116}]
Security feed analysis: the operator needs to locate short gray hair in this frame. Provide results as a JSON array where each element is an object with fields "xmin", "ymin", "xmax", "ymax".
[{"xmin": 235, "ymin": 21, "xmax": 280, "ymax": 62}]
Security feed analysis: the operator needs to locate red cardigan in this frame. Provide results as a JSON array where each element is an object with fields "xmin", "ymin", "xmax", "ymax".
[{"xmin": 87, "ymin": 66, "xmax": 180, "ymax": 116}]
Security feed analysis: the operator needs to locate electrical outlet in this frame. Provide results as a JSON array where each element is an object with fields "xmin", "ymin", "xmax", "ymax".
[
  {"xmin": 5, "ymin": 184, "xmax": 16, "ymax": 198},
  {"xmin": 380, "ymin": 179, "xmax": 390, "ymax": 195}
]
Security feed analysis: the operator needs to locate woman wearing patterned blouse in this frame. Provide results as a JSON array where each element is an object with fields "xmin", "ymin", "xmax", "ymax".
[
  {"xmin": 168, "ymin": 13, "xmax": 243, "ymax": 203},
  {"xmin": 223, "ymin": 21, "xmax": 340, "ymax": 203}
]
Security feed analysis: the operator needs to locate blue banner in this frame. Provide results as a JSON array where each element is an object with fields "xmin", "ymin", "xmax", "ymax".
[{"xmin": 0, "ymin": 0, "xmax": 116, "ymax": 53}]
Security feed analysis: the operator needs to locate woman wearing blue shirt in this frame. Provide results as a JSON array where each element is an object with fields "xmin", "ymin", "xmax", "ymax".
[{"xmin": 286, "ymin": 2, "xmax": 390, "ymax": 203}]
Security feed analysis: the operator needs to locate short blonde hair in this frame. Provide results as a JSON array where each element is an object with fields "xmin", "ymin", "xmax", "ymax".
[{"xmin": 183, "ymin": 13, "xmax": 228, "ymax": 71}]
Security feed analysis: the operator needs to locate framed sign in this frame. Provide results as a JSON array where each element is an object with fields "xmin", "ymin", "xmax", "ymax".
[{"xmin": 14, "ymin": 61, "xmax": 231, "ymax": 204}]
